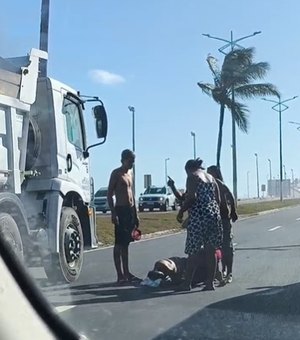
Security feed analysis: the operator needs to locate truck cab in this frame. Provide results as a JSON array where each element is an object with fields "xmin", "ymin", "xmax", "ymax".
[{"xmin": 0, "ymin": 48, "xmax": 108, "ymax": 282}]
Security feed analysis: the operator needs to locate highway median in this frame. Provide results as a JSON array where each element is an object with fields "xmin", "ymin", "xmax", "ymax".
[{"xmin": 96, "ymin": 198, "xmax": 300, "ymax": 246}]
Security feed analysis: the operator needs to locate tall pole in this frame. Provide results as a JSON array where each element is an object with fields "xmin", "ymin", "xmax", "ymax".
[
  {"xmin": 262, "ymin": 96, "xmax": 297, "ymax": 201},
  {"xmin": 268, "ymin": 159, "xmax": 272, "ymax": 180},
  {"xmin": 255, "ymin": 153, "xmax": 260, "ymax": 199},
  {"xmin": 291, "ymin": 168, "xmax": 295, "ymax": 198},
  {"xmin": 283, "ymin": 164, "xmax": 286, "ymax": 180},
  {"xmin": 247, "ymin": 171, "xmax": 250, "ymax": 199},
  {"xmin": 39, "ymin": 0, "xmax": 50, "ymax": 77},
  {"xmin": 202, "ymin": 30, "xmax": 262, "ymax": 200},
  {"xmin": 128, "ymin": 106, "xmax": 136, "ymax": 196},
  {"xmin": 164, "ymin": 158, "xmax": 170, "ymax": 185},
  {"xmin": 191, "ymin": 131, "xmax": 196, "ymax": 159}
]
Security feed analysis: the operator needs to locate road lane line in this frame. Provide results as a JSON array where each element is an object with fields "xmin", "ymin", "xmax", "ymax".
[
  {"xmin": 268, "ymin": 226, "xmax": 282, "ymax": 231},
  {"xmin": 55, "ymin": 305, "xmax": 76, "ymax": 313},
  {"xmin": 296, "ymin": 218, "xmax": 300, "ymax": 221}
]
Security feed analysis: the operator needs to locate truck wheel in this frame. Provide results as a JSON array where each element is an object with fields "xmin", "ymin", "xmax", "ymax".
[
  {"xmin": 0, "ymin": 213, "xmax": 23, "ymax": 261},
  {"xmin": 172, "ymin": 203, "xmax": 177, "ymax": 211},
  {"xmin": 44, "ymin": 207, "xmax": 83, "ymax": 283}
]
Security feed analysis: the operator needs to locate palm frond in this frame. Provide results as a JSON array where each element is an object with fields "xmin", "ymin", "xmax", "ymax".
[
  {"xmin": 235, "ymin": 83, "xmax": 280, "ymax": 99},
  {"xmin": 197, "ymin": 82, "xmax": 215, "ymax": 97},
  {"xmin": 223, "ymin": 97, "xmax": 249, "ymax": 133},
  {"xmin": 221, "ymin": 48, "xmax": 269, "ymax": 88}
]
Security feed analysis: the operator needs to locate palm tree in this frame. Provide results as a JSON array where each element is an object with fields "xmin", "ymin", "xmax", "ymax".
[{"xmin": 197, "ymin": 47, "xmax": 279, "ymax": 168}]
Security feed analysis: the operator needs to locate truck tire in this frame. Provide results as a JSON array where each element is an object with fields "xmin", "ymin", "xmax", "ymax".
[
  {"xmin": 0, "ymin": 213, "xmax": 24, "ymax": 261},
  {"xmin": 172, "ymin": 202, "xmax": 177, "ymax": 211},
  {"xmin": 44, "ymin": 207, "xmax": 83, "ymax": 283}
]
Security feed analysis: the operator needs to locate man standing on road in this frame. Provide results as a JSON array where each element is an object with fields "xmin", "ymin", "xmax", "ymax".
[
  {"xmin": 207, "ymin": 166, "xmax": 238, "ymax": 284},
  {"xmin": 107, "ymin": 149, "xmax": 140, "ymax": 284}
]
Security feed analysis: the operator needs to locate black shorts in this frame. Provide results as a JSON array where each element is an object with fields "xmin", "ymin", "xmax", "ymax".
[
  {"xmin": 222, "ymin": 218, "xmax": 233, "ymax": 250},
  {"xmin": 115, "ymin": 206, "xmax": 136, "ymax": 246}
]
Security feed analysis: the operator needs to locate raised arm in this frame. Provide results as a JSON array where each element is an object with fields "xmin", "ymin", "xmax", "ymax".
[{"xmin": 167, "ymin": 176, "xmax": 184, "ymax": 202}]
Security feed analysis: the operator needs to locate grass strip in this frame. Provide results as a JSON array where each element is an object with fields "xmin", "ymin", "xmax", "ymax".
[{"xmin": 96, "ymin": 199, "xmax": 300, "ymax": 246}]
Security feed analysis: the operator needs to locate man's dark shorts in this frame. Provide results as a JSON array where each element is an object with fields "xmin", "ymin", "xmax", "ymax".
[
  {"xmin": 115, "ymin": 206, "xmax": 136, "ymax": 246},
  {"xmin": 222, "ymin": 218, "xmax": 234, "ymax": 250}
]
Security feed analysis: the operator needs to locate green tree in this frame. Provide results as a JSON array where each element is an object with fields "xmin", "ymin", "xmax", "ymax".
[{"xmin": 197, "ymin": 47, "xmax": 279, "ymax": 168}]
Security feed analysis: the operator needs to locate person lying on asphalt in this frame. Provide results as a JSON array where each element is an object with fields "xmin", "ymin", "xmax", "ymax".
[{"xmin": 141, "ymin": 248, "xmax": 224, "ymax": 288}]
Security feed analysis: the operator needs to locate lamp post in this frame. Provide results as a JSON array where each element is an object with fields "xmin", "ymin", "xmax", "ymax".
[
  {"xmin": 283, "ymin": 164, "xmax": 287, "ymax": 180},
  {"xmin": 191, "ymin": 131, "xmax": 196, "ymax": 159},
  {"xmin": 39, "ymin": 0, "xmax": 50, "ymax": 77},
  {"xmin": 291, "ymin": 168, "xmax": 295, "ymax": 198},
  {"xmin": 202, "ymin": 30, "xmax": 262, "ymax": 200},
  {"xmin": 255, "ymin": 153, "xmax": 259, "ymax": 199},
  {"xmin": 268, "ymin": 159, "xmax": 272, "ymax": 181},
  {"xmin": 262, "ymin": 96, "xmax": 298, "ymax": 201},
  {"xmin": 128, "ymin": 106, "xmax": 136, "ymax": 195},
  {"xmin": 164, "ymin": 158, "xmax": 170, "ymax": 185},
  {"xmin": 247, "ymin": 171, "xmax": 250, "ymax": 199}
]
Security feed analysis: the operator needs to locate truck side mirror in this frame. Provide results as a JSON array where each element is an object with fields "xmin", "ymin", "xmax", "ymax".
[{"xmin": 93, "ymin": 105, "xmax": 108, "ymax": 139}]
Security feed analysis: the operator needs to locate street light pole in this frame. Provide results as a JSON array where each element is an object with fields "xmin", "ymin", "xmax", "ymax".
[
  {"xmin": 164, "ymin": 158, "xmax": 170, "ymax": 185},
  {"xmin": 191, "ymin": 131, "xmax": 196, "ymax": 159},
  {"xmin": 247, "ymin": 171, "xmax": 250, "ymax": 199},
  {"xmin": 291, "ymin": 168, "xmax": 295, "ymax": 198},
  {"xmin": 128, "ymin": 106, "xmax": 136, "ymax": 196},
  {"xmin": 283, "ymin": 165, "xmax": 287, "ymax": 180},
  {"xmin": 202, "ymin": 30, "xmax": 262, "ymax": 200},
  {"xmin": 255, "ymin": 153, "xmax": 259, "ymax": 199},
  {"xmin": 268, "ymin": 159, "xmax": 272, "ymax": 180},
  {"xmin": 262, "ymin": 96, "xmax": 298, "ymax": 201},
  {"xmin": 39, "ymin": 0, "xmax": 50, "ymax": 77}
]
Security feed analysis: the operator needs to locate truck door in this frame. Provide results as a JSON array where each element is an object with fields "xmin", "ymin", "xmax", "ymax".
[{"xmin": 62, "ymin": 94, "xmax": 90, "ymax": 201}]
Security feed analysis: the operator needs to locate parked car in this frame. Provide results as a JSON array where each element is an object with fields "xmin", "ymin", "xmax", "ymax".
[
  {"xmin": 94, "ymin": 187, "xmax": 110, "ymax": 213},
  {"xmin": 138, "ymin": 186, "xmax": 177, "ymax": 212}
]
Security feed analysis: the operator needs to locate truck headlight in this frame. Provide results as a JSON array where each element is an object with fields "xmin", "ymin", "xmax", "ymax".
[{"xmin": 159, "ymin": 197, "xmax": 164, "ymax": 201}]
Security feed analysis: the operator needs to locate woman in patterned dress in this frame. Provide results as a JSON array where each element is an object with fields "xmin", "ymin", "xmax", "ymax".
[{"xmin": 176, "ymin": 159, "xmax": 223, "ymax": 291}]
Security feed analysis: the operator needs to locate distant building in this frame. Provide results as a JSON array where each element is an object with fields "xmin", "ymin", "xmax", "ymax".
[{"xmin": 268, "ymin": 179, "xmax": 291, "ymax": 197}]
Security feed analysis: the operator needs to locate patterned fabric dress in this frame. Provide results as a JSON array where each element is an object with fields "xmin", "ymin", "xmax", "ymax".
[{"xmin": 185, "ymin": 178, "xmax": 223, "ymax": 255}]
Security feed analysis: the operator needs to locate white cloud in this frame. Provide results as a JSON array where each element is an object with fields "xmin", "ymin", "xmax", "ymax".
[{"xmin": 89, "ymin": 69, "xmax": 125, "ymax": 85}]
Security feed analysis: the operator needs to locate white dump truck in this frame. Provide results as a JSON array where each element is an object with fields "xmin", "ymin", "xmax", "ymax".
[{"xmin": 0, "ymin": 47, "xmax": 108, "ymax": 283}]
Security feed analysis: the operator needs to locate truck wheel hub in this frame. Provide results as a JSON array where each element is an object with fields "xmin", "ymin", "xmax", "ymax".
[{"xmin": 64, "ymin": 224, "xmax": 81, "ymax": 263}]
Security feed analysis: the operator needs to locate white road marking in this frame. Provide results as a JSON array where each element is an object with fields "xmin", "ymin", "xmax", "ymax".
[
  {"xmin": 268, "ymin": 226, "xmax": 282, "ymax": 231},
  {"xmin": 55, "ymin": 305, "xmax": 76, "ymax": 313},
  {"xmin": 296, "ymin": 217, "xmax": 300, "ymax": 221}
]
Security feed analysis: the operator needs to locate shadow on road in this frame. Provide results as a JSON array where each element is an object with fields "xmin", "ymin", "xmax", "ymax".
[
  {"xmin": 48, "ymin": 281, "xmax": 185, "ymax": 306},
  {"xmin": 154, "ymin": 282, "xmax": 300, "ymax": 339}
]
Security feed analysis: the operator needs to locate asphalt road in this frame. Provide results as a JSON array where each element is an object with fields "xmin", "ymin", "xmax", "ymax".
[{"xmin": 36, "ymin": 205, "xmax": 300, "ymax": 340}]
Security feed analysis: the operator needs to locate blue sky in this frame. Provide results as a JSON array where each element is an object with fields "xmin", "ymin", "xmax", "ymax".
[{"xmin": 1, "ymin": 0, "xmax": 300, "ymax": 198}]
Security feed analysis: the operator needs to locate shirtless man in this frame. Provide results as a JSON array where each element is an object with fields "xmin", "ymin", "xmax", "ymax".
[{"xmin": 107, "ymin": 149, "xmax": 140, "ymax": 284}]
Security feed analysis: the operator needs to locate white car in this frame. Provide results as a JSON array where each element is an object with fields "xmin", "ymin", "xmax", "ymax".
[
  {"xmin": 94, "ymin": 187, "xmax": 110, "ymax": 213},
  {"xmin": 138, "ymin": 186, "xmax": 177, "ymax": 212}
]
